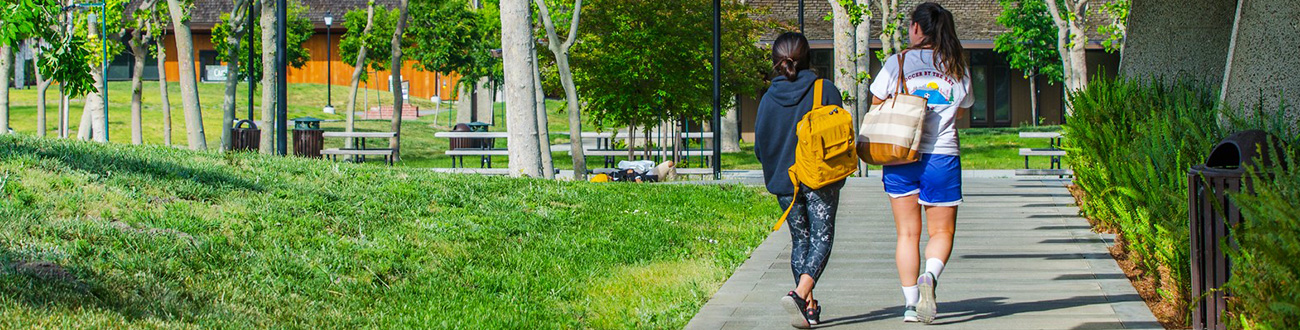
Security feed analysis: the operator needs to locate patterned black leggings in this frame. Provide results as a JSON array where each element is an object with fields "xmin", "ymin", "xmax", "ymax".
[{"xmin": 778, "ymin": 181, "xmax": 844, "ymax": 285}]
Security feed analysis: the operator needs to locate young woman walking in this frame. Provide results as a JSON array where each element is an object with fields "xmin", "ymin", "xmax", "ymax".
[
  {"xmin": 755, "ymin": 32, "xmax": 846, "ymax": 329},
  {"xmin": 868, "ymin": 2, "xmax": 972, "ymax": 324}
]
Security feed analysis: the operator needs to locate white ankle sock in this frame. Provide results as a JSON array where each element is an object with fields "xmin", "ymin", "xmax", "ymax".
[
  {"xmin": 925, "ymin": 258, "xmax": 946, "ymax": 278},
  {"xmin": 902, "ymin": 285, "xmax": 919, "ymax": 306}
]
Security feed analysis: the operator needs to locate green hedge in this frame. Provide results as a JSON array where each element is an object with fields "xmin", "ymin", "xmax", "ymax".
[
  {"xmin": 1065, "ymin": 77, "xmax": 1299, "ymax": 328},
  {"xmin": 1064, "ymin": 79, "xmax": 1223, "ymax": 321}
]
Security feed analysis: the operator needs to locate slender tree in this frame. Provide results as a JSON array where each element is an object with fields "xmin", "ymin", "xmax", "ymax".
[
  {"xmin": 531, "ymin": 40, "xmax": 554, "ymax": 179},
  {"xmin": 875, "ymin": 0, "xmax": 904, "ymax": 59},
  {"xmin": 127, "ymin": 0, "xmax": 164, "ymax": 145},
  {"xmin": 258, "ymin": 0, "xmax": 276, "ymax": 153},
  {"xmin": 825, "ymin": 0, "xmax": 870, "ymax": 117},
  {"xmin": 389, "ymin": 0, "xmax": 410, "ymax": 161},
  {"xmin": 995, "ymin": 0, "xmax": 1062, "ymax": 126},
  {"xmin": 1044, "ymin": 0, "xmax": 1088, "ymax": 109},
  {"xmin": 165, "ymin": 0, "xmax": 207, "ymax": 149},
  {"xmin": 148, "ymin": 13, "xmax": 173, "ymax": 146},
  {"xmin": 75, "ymin": 2, "xmax": 126, "ymax": 143},
  {"xmin": 340, "ymin": 0, "xmax": 380, "ymax": 147},
  {"xmin": 1, "ymin": 45, "xmax": 10, "ymax": 134},
  {"xmin": 534, "ymin": 0, "xmax": 586, "ymax": 178},
  {"xmin": 34, "ymin": 40, "xmax": 52, "ymax": 137},
  {"xmin": 214, "ymin": 0, "xmax": 253, "ymax": 151}
]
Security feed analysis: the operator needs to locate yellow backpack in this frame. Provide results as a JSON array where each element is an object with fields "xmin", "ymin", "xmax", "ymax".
[{"xmin": 773, "ymin": 79, "xmax": 859, "ymax": 231}]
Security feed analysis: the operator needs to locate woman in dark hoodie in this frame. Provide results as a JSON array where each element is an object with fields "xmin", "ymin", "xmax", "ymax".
[{"xmin": 754, "ymin": 32, "xmax": 845, "ymax": 329}]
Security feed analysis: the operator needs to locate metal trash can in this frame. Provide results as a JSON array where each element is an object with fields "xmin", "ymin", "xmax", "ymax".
[
  {"xmin": 292, "ymin": 117, "xmax": 324, "ymax": 158},
  {"xmin": 1188, "ymin": 130, "xmax": 1284, "ymax": 330},
  {"xmin": 231, "ymin": 120, "xmax": 260, "ymax": 152},
  {"xmin": 466, "ymin": 122, "xmax": 494, "ymax": 148}
]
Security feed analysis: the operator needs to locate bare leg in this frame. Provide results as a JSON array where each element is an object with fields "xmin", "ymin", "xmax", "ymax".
[
  {"xmin": 891, "ymin": 195, "xmax": 924, "ymax": 286},
  {"xmin": 923, "ymin": 206, "xmax": 958, "ymax": 264},
  {"xmin": 796, "ymin": 274, "xmax": 816, "ymax": 308}
]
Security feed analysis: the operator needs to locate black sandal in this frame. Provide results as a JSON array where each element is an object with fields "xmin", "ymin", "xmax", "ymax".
[
  {"xmin": 780, "ymin": 291, "xmax": 812, "ymax": 328},
  {"xmin": 806, "ymin": 299, "xmax": 821, "ymax": 325}
]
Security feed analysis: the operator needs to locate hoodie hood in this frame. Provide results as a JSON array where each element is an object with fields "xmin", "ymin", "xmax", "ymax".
[{"xmin": 766, "ymin": 70, "xmax": 819, "ymax": 107}]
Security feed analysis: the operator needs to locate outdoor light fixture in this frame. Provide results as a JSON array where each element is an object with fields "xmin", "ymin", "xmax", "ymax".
[{"xmin": 323, "ymin": 12, "xmax": 336, "ymax": 114}]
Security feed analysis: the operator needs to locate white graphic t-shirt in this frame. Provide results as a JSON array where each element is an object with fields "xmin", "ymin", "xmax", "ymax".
[{"xmin": 869, "ymin": 49, "xmax": 973, "ymax": 155}]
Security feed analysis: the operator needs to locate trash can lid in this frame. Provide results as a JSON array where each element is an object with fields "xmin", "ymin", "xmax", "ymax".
[
  {"xmin": 293, "ymin": 117, "xmax": 325, "ymax": 130},
  {"xmin": 1204, "ymin": 130, "xmax": 1286, "ymax": 171}
]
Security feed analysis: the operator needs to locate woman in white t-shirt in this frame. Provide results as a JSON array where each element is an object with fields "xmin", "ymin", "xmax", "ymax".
[{"xmin": 867, "ymin": 2, "xmax": 972, "ymax": 324}]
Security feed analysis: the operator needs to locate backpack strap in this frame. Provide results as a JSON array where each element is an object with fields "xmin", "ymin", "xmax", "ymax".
[
  {"xmin": 772, "ymin": 184, "xmax": 801, "ymax": 231},
  {"xmin": 813, "ymin": 79, "xmax": 824, "ymax": 109}
]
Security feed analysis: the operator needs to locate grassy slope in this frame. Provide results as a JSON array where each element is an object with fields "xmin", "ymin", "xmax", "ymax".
[{"xmin": 0, "ymin": 135, "xmax": 774, "ymax": 328}]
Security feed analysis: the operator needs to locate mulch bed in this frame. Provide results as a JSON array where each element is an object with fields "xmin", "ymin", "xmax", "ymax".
[{"xmin": 1067, "ymin": 184, "xmax": 1190, "ymax": 329}]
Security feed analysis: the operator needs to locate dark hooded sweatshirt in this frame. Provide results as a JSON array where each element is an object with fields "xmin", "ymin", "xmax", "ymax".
[{"xmin": 755, "ymin": 70, "xmax": 843, "ymax": 196}]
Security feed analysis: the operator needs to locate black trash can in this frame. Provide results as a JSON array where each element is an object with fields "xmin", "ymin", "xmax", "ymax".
[
  {"xmin": 292, "ymin": 117, "xmax": 324, "ymax": 158},
  {"xmin": 1188, "ymin": 130, "xmax": 1284, "ymax": 330},
  {"xmin": 231, "ymin": 120, "xmax": 260, "ymax": 152}
]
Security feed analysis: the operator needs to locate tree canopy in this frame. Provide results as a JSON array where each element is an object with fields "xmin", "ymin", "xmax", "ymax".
[
  {"xmin": 211, "ymin": 0, "xmax": 314, "ymax": 81},
  {"xmin": 338, "ymin": 3, "xmax": 403, "ymax": 82},
  {"xmin": 994, "ymin": 0, "xmax": 1062, "ymax": 82},
  {"xmin": 571, "ymin": 0, "xmax": 771, "ymax": 130},
  {"xmin": 407, "ymin": 0, "xmax": 502, "ymax": 91}
]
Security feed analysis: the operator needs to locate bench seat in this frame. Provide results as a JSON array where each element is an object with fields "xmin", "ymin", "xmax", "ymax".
[
  {"xmin": 1016, "ymin": 169, "xmax": 1074, "ymax": 176},
  {"xmin": 445, "ymin": 149, "xmax": 510, "ymax": 156},
  {"xmin": 321, "ymin": 148, "xmax": 395, "ymax": 156},
  {"xmin": 1019, "ymin": 148, "xmax": 1067, "ymax": 157}
]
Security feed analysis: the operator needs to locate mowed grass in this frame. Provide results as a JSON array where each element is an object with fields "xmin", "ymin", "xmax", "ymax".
[{"xmin": 0, "ymin": 134, "xmax": 776, "ymax": 328}]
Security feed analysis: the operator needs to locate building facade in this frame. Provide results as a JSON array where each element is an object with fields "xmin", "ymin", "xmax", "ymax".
[
  {"xmin": 112, "ymin": 0, "xmax": 459, "ymax": 101},
  {"xmin": 736, "ymin": 0, "xmax": 1121, "ymax": 142}
]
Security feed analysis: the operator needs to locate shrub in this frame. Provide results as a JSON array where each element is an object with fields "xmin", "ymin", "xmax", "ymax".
[
  {"xmin": 1225, "ymin": 105, "xmax": 1300, "ymax": 329},
  {"xmin": 1064, "ymin": 78, "xmax": 1223, "ymax": 322}
]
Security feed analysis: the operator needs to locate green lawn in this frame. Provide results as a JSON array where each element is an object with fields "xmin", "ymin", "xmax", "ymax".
[
  {"xmin": 4, "ymin": 82, "xmax": 1059, "ymax": 170},
  {"xmin": 0, "ymin": 134, "xmax": 775, "ymax": 328}
]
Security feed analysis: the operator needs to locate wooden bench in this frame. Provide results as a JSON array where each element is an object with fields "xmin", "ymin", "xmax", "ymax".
[
  {"xmin": 321, "ymin": 131, "xmax": 398, "ymax": 165},
  {"xmin": 1017, "ymin": 132, "xmax": 1069, "ymax": 177}
]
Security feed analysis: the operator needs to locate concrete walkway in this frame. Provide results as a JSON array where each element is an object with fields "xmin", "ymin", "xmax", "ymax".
[{"xmin": 686, "ymin": 177, "xmax": 1160, "ymax": 329}]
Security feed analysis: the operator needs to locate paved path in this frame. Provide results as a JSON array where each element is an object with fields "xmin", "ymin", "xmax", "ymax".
[{"xmin": 686, "ymin": 177, "xmax": 1160, "ymax": 329}]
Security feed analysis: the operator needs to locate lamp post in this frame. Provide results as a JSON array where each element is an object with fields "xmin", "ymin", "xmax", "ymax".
[
  {"xmin": 323, "ymin": 12, "xmax": 335, "ymax": 114},
  {"xmin": 276, "ymin": 0, "xmax": 288, "ymax": 155}
]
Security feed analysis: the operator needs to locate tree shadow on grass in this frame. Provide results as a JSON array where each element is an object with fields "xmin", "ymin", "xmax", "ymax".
[
  {"xmin": 0, "ymin": 137, "xmax": 262, "ymax": 193},
  {"xmin": 0, "ymin": 246, "xmax": 213, "ymax": 324}
]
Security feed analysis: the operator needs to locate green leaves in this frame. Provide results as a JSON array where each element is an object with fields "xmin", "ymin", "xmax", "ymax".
[
  {"xmin": 993, "ymin": 0, "xmax": 1063, "ymax": 83},
  {"xmin": 211, "ymin": 0, "xmax": 315, "ymax": 81},
  {"xmin": 1096, "ymin": 0, "xmax": 1128, "ymax": 53},
  {"xmin": 571, "ymin": 0, "xmax": 772, "ymax": 130},
  {"xmin": 338, "ymin": 4, "xmax": 402, "ymax": 80},
  {"xmin": 407, "ymin": 0, "xmax": 502, "ymax": 91}
]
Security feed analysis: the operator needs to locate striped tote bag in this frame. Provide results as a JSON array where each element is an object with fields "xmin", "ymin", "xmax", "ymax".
[{"xmin": 857, "ymin": 52, "xmax": 927, "ymax": 166}]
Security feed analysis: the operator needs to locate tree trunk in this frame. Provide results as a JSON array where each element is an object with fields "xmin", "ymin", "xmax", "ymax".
[
  {"xmin": 167, "ymin": 0, "xmax": 207, "ymax": 150},
  {"xmin": 389, "ymin": 0, "xmax": 410, "ymax": 161},
  {"xmin": 129, "ymin": 33, "xmax": 148, "ymax": 145},
  {"xmin": 35, "ymin": 52, "xmax": 51, "ymax": 138},
  {"xmin": 157, "ymin": 40, "xmax": 172, "ymax": 146},
  {"xmin": 345, "ymin": 1, "xmax": 376, "ymax": 149},
  {"xmin": 721, "ymin": 103, "xmax": 740, "ymax": 153},
  {"xmin": 220, "ymin": 0, "xmax": 249, "ymax": 152},
  {"xmin": 1029, "ymin": 72, "xmax": 1039, "ymax": 126},
  {"xmin": 0, "ymin": 45, "xmax": 10, "ymax": 134},
  {"xmin": 878, "ymin": 0, "xmax": 902, "ymax": 55},
  {"xmin": 79, "ymin": 69, "xmax": 107, "ymax": 142},
  {"xmin": 259, "ymin": 0, "xmax": 277, "ymax": 153},
  {"xmin": 1045, "ymin": 0, "xmax": 1088, "ymax": 115},
  {"xmin": 827, "ymin": 1, "xmax": 856, "ymax": 115},
  {"xmin": 532, "ymin": 45, "xmax": 554, "ymax": 179},
  {"xmin": 854, "ymin": 9, "xmax": 871, "ymax": 122},
  {"xmin": 535, "ymin": 0, "xmax": 587, "ymax": 179},
  {"xmin": 500, "ymin": 0, "xmax": 542, "ymax": 177}
]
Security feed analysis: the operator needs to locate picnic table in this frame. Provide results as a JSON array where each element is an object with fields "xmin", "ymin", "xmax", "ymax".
[
  {"xmin": 321, "ymin": 131, "xmax": 398, "ymax": 165},
  {"xmin": 1016, "ymin": 132, "xmax": 1072, "ymax": 176},
  {"xmin": 433, "ymin": 131, "xmax": 511, "ymax": 168}
]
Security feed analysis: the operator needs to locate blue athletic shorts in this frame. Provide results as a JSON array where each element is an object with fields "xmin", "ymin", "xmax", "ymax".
[{"xmin": 882, "ymin": 153, "xmax": 962, "ymax": 207}]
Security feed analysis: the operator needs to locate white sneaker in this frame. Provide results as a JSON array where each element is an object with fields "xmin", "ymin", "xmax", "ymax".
[
  {"xmin": 903, "ymin": 305, "xmax": 919, "ymax": 322},
  {"xmin": 916, "ymin": 272, "xmax": 938, "ymax": 324}
]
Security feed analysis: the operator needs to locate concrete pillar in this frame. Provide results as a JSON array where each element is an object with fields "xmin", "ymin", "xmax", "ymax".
[
  {"xmin": 1220, "ymin": 0, "xmax": 1300, "ymax": 117},
  {"xmin": 1119, "ymin": 0, "xmax": 1237, "ymax": 85}
]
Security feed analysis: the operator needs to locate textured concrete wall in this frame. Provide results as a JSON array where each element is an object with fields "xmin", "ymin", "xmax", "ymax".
[
  {"xmin": 1221, "ymin": 0, "xmax": 1300, "ymax": 115},
  {"xmin": 1120, "ymin": 0, "xmax": 1237, "ymax": 85}
]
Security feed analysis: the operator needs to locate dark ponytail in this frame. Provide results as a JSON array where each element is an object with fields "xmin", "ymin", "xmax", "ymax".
[
  {"xmin": 771, "ymin": 32, "xmax": 811, "ymax": 81},
  {"xmin": 910, "ymin": 2, "xmax": 967, "ymax": 80}
]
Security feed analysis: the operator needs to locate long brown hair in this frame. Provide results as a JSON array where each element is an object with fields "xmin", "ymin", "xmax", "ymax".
[
  {"xmin": 910, "ymin": 2, "xmax": 967, "ymax": 80},
  {"xmin": 771, "ymin": 32, "xmax": 811, "ymax": 81}
]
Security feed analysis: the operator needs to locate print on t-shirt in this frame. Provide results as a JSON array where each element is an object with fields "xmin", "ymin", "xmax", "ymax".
[
  {"xmin": 905, "ymin": 71, "xmax": 959, "ymax": 107},
  {"xmin": 868, "ymin": 50, "xmax": 973, "ymax": 156}
]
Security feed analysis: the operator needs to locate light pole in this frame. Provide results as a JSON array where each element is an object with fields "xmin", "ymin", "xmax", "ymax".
[
  {"xmin": 323, "ymin": 12, "xmax": 335, "ymax": 114},
  {"xmin": 276, "ymin": 0, "xmax": 288, "ymax": 155}
]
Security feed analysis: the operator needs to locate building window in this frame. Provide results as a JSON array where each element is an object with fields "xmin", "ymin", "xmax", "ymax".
[
  {"xmin": 199, "ymin": 50, "xmax": 222, "ymax": 82},
  {"xmin": 967, "ymin": 50, "xmax": 1012, "ymax": 127},
  {"xmin": 810, "ymin": 49, "xmax": 833, "ymax": 81}
]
